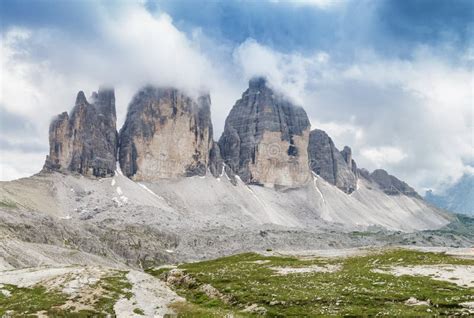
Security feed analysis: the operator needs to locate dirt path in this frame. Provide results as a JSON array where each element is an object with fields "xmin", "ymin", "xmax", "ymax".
[{"xmin": 114, "ymin": 270, "xmax": 184, "ymax": 317}]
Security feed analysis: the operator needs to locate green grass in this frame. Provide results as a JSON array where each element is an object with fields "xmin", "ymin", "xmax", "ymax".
[
  {"xmin": 0, "ymin": 284, "xmax": 67, "ymax": 316},
  {"xmin": 0, "ymin": 199, "xmax": 18, "ymax": 209},
  {"xmin": 133, "ymin": 307, "xmax": 145, "ymax": 315},
  {"xmin": 93, "ymin": 271, "xmax": 133, "ymax": 314},
  {"xmin": 145, "ymin": 266, "xmax": 175, "ymax": 278},
  {"xmin": 152, "ymin": 249, "xmax": 474, "ymax": 317},
  {"xmin": 0, "ymin": 270, "xmax": 133, "ymax": 317}
]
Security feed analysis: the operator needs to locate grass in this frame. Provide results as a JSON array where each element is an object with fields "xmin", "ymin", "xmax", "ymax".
[
  {"xmin": 0, "ymin": 199, "xmax": 18, "ymax": 209},
  {"xmin": 0, "ymin": 284, "xmax": 67, "ymax": 316},
  {"xmin": 0, "ymin": 270, "xmax": 133, "ymax": 317},
  {"xmin": 133, "ymin": 307, "xmax": 145, "ymax": 315},
  {"xmin": 151, "ymin": 249, "xmax": 474, "ymax": 317},
  {"xmin": 93, "ymin": 271, "xmax": 133, "ymax": 314}
]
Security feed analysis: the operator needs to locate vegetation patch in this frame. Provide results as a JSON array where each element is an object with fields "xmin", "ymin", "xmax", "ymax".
[
  {"xmin": 154, "ymin": 249, "xmax": 474, "ymax": 316},
  {"xmin": 0, "ymin": 270, "xmax": 133, "ymax": 317},
  {"xmin": 93, "ymin": 271, "xmax": 133, "ymax": 314},
  {"xmin": 0, "ymin": 199, "xmax": 18, "ymax": 209},
  {"xmin": 0, "ymin": 284, "xmax": 67, "ymax": 316}
]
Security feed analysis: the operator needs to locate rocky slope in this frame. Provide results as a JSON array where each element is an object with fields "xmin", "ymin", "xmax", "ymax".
[
  {"xmin": 218, "ymin": 77, "xmax": 311, "ymax": 187},
  {"xmin": 43, "ymin": 88, "xmax": 118, "ymax": 177},
  {"xmin": 369, "ymin": 169, "xmax": 420, "ymax": 198},
  {"xmin": 0, "ymin": 79, "xmax": 465, "ymax": 270},
  {"xmin": 118, "ymin": 87, "xmax": 213, "ymax": 181},
  {"xmin": 308, "ymin": 129, "xmax": 358, "ymax": 193}
]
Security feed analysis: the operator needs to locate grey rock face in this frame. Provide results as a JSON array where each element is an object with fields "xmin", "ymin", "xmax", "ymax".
[
  {"xmin": 308, "ymin": 129, "xmax": 358, "ymax": 193},
  {"xmin": 370, "ymin": 169, "xmax": 420, "ymax": 197},
  {"xmin": 218, "ymin": 77, "xmax": 311, "ymax": 187},
  {"xmin": 43, "ymin": 88, "xmax": 118, "ymax": 178},
  {"xmin": 118, "ymin": 87, "xmax": 213, "ymax": 181}
]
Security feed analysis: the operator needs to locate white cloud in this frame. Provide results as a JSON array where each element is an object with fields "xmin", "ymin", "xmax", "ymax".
[
  {"xmin": 360, "ymin": 146, "xmax": 407, "ymax": 167},
  {"xmin": 0, "ymin": 2, "xmax": 471, "ymax": 193},
  {"xmin": 269, "ymin": 0, "xmax": 345, "ymax": 10}
]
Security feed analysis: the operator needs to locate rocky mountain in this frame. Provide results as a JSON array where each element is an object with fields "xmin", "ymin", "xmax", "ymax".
[
  {"xmin": 0, "ymin": 78, "xmax": 462, "ymax": 272},
  {"xmin": 218, "ymin": 77, "xmax": 311, "ymax": 187},
  {"xmin": 368, "ymin": 169, "xmax": 420, "ymax": 198},
  {"xmin": 308, "ymin": 129, "xmax": 358, "ymax": 193},
  {"xmin": 43, "ymin": 87, "xmax": 118, "ymax": 177},
  {"xmin": 425, "ymin": 173, "xmax": 474, "ymax": 216},
  {"xmin": 118, "ymin": 87, "xmax": 214, "ymax": 181}
]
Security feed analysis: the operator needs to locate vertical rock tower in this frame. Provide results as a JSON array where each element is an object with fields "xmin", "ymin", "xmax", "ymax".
[
  {"xmin": 44, "ymin": 88, "xmax": 118, "ymax": 177},
  {"xmin": 218, "ymin": 77, "xmax": 311, "ymax": 187},
  {"xmin": 118, "ymin": 87, "xmax": 213, "ymax": 181},
  {"xmin": 308, "ymin": 129, "xmax": 358, "ymax": 193}
]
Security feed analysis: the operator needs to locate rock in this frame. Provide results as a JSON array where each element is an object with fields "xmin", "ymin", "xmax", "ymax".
[
  {"xmin": 218, "ymin": 77, "xmax": 311, "ymax": 187},
  {"xmin": 43, "ymin": 87, "xmax": 118, "ymax": 178},
  {"xmin": 118, "ymin": 87, "xmax": 213, "ymax": 181},
  {"xmin": 242, "ymin": 303, "xmax": 268, "ymax": 315},
  {"xmin": 308, "ymin": 129, "xmax": 358, "ymax": 193},
  {"xmin": 405, "ymin": 297, "xmax": 430, "ymax": 306},
  {"xmin": 209, "ymin": 141, "xmax": 224, "ymax": 178},
  {"xmin": 370, "ymin": 169, "xmax": 420, "ymax": 197}
]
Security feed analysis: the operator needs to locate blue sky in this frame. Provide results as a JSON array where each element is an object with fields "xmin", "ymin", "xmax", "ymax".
[{"xmin": 0, "ymin": 0, "xmax": 473, "ymax": 192}]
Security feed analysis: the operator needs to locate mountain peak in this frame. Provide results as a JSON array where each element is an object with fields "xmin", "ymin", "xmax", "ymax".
[
  {"xmin": 248, "ymin": 76, "xmax": 268, "ymax": 90},
  {"xmin": 75, "ymin": 91, "xmax": 88, "ymax": 105}
]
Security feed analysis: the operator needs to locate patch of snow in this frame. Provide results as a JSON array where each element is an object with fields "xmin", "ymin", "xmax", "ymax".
[
  {"xmin": 115, "ymin": 161, "xmax": 124, "ymax": 176},
  {"xmin": 60, "ymin": 215, "xmax": 72, "ymax": 220},
  {"xmin": 119, "ymin": 195, "xmax": 128, "ymax": 204},
  {"xmin": 111, "ymin": 179, "xmax": 116, "ymax": 186},
  {"xmin": 220, "ymin": 165, "xmax": 225, "ymax": 177},
  {"xmin": 138, "ymin": 183, "xmax": 166, "ymax": 203},
  {"xmin": 312, "ymin": 175, "xmax": 325, "ymax": 203},
  {"xmin": 116, "ymin": 187, "xmax": 123, "ymax": 195},
  {"xmin": 165, "ymin": 249, "xmax": 174, "ymax": 253}
]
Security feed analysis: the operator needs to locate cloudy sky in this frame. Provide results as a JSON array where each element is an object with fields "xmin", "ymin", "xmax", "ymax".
[{"xmin": 0, "ymin": 0, "xmax": 473, "ymax": 193}]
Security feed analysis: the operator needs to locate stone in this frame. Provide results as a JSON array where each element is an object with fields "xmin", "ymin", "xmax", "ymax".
[
  {"xmin": 370, "ymin": 169, "xmax": 420, "ymax": 197},
  {"xmin": 118, "ymin": 87, "xmax": 213, "ymax": 181},
  {"xmin": 43, "ymin": 87, "xmax": 118, "ymax": 178},
  {"xmin": 308, "ymin": 129, "xmax": 358, "ymax": 193},
  {"xmin": 218, "ymin": 77, "xmax": 311, "ymax": 187},
  {"xmin": 208, "ymin": 141, "xmax": 224, "ymax": 178}
]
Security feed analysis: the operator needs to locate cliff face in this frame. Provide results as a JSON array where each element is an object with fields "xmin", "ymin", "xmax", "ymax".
[
  {"xmin": 44, "ymin": 88, "xmax": 118, "ymax": 177},
  {"xmin": 218, "ymin": 77, "xmax": 311, "ymax": 187},
  {"xmin": 308, "ymin": 129, "xmax": 358, "ymax": 193},
  {"xmin": 118, "ymin": 87, "xmax": 213, "ymax": 181},
  {"xmin": 370, "ymin": 169, "xmax": 420, "ymax": 198}
]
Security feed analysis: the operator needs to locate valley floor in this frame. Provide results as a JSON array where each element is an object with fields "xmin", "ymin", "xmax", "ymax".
[{"xmin": 1, "ymin": 247, "xmax": 473, "ymax": 317}]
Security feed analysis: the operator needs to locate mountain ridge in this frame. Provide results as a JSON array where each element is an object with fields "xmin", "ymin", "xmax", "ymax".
[{"xmin": 0, "ymin": 77, "xmax": 460, "ymax": 269}]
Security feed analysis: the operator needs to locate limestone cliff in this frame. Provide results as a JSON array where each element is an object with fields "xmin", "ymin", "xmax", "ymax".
[
  {"xmin": 218, "ymin": 77, "xmax": 311, "ymax": 187},
  {"xmin": 118, "ymin": 87, "xmax": 213, "ymax": 181},
  {"xmin": 308, "ymin": 129, "xmax": 358, "ymax": 193},
  {"xmin": 370, "ymin": 169, "xmax": 420, "ymax": 197},
  {"xmin": 43, "ymin": 88, "xmax": 118, "ymax": 177}
]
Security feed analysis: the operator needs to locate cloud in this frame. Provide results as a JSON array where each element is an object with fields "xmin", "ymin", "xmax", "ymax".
[
  {"xmin": 360, "ymin": 146, "xmax": 407, "ymax": 167},
  {"xmin": 0, "ymin": 0, "xmax": 472, "ymax": 193},
  {"xmin": 231, "ymin": 40, "xmax": 472, "ymax": 190}
]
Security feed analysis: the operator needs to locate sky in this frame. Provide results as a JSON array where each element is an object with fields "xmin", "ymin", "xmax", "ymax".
[{"xmin": 0, "ymin": 0, "xmax": 473, "ymax": 193}]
